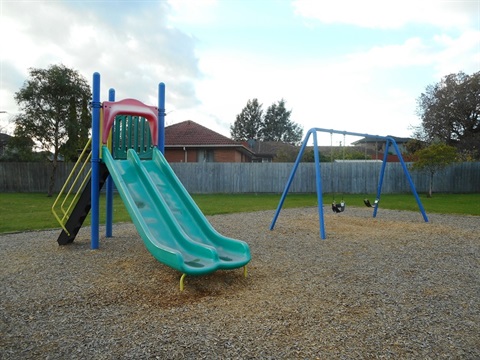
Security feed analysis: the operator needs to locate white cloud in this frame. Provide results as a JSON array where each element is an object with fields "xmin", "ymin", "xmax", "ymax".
[
  {"xmin": 167, "ymin": 0, "xmax": 218, "ymax": 25},
  {"xmin": 292, "ymin": 0, "xmax": 478, "ymax": 30},
  {"xmin": 432, "ymin": 30, "xmax": 480, "ymax": 76},
  {"xmin": 346, "ymin": 37, "xmax": 431, "ymax": 68},
  {"xmin": 1, "ymin": 0, "xmax": 477, "ymax": 145},
  {"xmin": 342, "ymin": 30, "xmax": 480, "ymax": 77},
  {"xmin": 183, "ymin": 48, "xmax": 403, "ymax": 140},
  {"xmin": 187, "ymin": 24, "xmax": 478, "ymax": 142},
  {"xmin": 0, "ymin": 0, "xmax": 203, "ymax": 132}
]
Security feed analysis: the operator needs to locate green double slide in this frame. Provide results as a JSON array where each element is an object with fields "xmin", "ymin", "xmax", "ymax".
[{"xmin": 102, "ymin": 146, "xmax": 251, "ymax": 276}]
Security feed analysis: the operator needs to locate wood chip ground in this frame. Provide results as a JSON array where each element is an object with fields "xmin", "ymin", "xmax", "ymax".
[{"xmin": 1, "ymin": 207, "xmax": 479, "ymax": 359}]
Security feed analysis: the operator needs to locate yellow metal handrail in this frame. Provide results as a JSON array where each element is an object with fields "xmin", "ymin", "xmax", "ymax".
[{"xmin": 52, "ymin": 138, "xmax": 92, "ymax": 235}]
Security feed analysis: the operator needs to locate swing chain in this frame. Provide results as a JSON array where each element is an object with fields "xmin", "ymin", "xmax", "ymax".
[{"xmin": 331, "ymin": 133, "xmax": 346, "ymax": 213}]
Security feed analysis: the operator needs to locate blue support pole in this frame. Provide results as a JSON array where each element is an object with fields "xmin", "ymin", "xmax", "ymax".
[
  {"xmin": 388, "ymin": 137, "xmax": 429, "ymax": 222},
  {"xmin": 91, "ymin": 72, "xmax": 101, "ymax": 249},
  {"xmin": 158, "ymin": 82, "xmax": 166, "ymax": 154},
  {"xmin": 312, "ymin": 132, "xmax": 326, "ymax": 239},
  {"xmin": 105, "ymin": 88, "xmax": 115, "ymax": 237},
  {"xmin": 373, "ymin": 139, "xmax": 390, "ymax": 218},
  {"xmin": 270, "ymin": 129, "xmax": 313, "ymax": 231}
]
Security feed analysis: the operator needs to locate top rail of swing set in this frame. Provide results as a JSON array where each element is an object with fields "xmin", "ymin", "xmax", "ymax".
[{"xmin": 269, "ymin": 127, "xmax": 429, "ymax": 239}]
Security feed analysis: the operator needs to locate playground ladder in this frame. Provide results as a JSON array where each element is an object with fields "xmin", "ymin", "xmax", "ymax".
[
  {"xmin": 52, "ymin": 138, "xmax": 93, "ymax": 235},
  {"xmin": 52, "ymin": 139, "xmax": 110, "ymax": 244}
]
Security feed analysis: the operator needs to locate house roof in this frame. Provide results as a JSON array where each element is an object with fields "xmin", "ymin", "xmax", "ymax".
[
  {"xmin": 351, "ymin": 135, "xmax": 412, "ymax": 145},
  {"xmin": 165, "ymin": 120, "xmax": 240, "ymax": 146}
]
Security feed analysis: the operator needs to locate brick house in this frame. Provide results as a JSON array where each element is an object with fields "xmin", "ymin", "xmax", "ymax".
[
  {"xmin": 164, "ymin": 120, "xmax": 254, "ymax": 162},
  {"xmin": 351, "ymin": 135, "xmax": 413, "ymax": 161}
]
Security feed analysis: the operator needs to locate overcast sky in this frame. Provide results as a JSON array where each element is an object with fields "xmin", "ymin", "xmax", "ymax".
[{"xmin": 1, "ymin": 0, "xmax": 479, "ymax": 145}]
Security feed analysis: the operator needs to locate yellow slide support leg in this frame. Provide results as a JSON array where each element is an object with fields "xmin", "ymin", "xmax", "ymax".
[{"xmin": 179, "ymin": 273, "xmax": 186, "ymax": 291}]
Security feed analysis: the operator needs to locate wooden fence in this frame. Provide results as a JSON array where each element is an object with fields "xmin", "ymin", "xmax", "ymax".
[{"xmin": 0, "ymin": 161, "xmax": 479, "ymax": 194}]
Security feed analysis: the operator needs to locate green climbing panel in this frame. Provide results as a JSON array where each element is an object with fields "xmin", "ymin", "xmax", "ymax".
[{"xmin": 112, "ymin": 115, "xmax": 154, "ymax": 160}]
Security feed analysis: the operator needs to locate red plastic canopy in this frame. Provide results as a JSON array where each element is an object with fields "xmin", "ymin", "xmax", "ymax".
[{"xmin": 102, "ymin": 99, "xmax": 158, "ymax": 145}]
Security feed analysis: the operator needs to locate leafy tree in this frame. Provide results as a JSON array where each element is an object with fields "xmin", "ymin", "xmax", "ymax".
[
  {"xmin": 404, "ymin": 138, "xmax": 426, "ymax": 155},
  {"xmin": 13, "ymin": 64, "xmax": 91, "ymax": 196},
  {"xmin": 328, "ymin": 148, "xmax": 367, "ymax": 161},
  {"xmin": 301, "ymin": 149, "xmax": 331, "ymax": 163},
  {"xmin": 0, "ymin": 135, "xmax": 43, "ymax": 162},
  {"xmin": 60, "ymin": 96, "xmax": 90, "ymax": 161},
  {"xmin": 261, "ymin": 99, "xmax": 303, "ymax": 144},
  {"xmin": 230, "ymin": 98, "xmax": 263, "ymax": 141},
  {"xmin": 415, "ymin": 71, "xmax": 479, "ymax": 159},
  {"xmin": 410, "ymin": 143, "xmax": 458, "ymax": 198},
  {"xmin": 299, "ymin": 146, "xmax": 366, "ymax": 163},
  {"xmin": 231, "ymin": 98, "xmax": 303, "ymax": 145},
  {"xmin": 274, "ymin": 149, "xmax": 298, "ymax": 162}
]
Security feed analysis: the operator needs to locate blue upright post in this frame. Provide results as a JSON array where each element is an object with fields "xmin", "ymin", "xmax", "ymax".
[
  {"xmin": 270, "ymin": 129, "xmax": 313, "ymax": 231},
  {"xmin": 91, "ymin": 72, "xmax": 101, "ymax": 249},
  {"xmin": 158, "ymin": 82, "xmax": 166, "ymax": 154},
  {"xmin": 312, "ymin": 132, "xmax": 326, "ymax": 239},
  {"xmin": 389, "ymin": 138, "xmax": 429, "ymax": 222},
  {"xmin": 105, "ymin": 88, "xmax": 115, "ymax": 237},
  {"xmin": 373, "ymin": 139, "xmax": 390, "ymax": 218}
]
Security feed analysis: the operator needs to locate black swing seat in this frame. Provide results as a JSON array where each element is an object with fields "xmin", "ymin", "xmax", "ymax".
[
  {"xmin": 332, "ymin": 201, "xmax": 346, "ymax": 213},
  {"xmin": 364, "ymin": 199, "xmax": 378, "ymax": 208}
]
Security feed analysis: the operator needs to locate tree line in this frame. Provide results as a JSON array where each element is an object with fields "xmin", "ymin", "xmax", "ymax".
[
  {"xmin": 1, "ymin": 63, "xmax": 478, "ymax": 197},
  {"xmin": 2, "ymin": 64, "xmax": 90, "ymax": 195},
  {"xmin": 408, "ymin": 71, "xmax": 479, "ymax": 197},
  {"xmin": 230, "ymin": 98, "xmax": 303, "ymax": 145}
]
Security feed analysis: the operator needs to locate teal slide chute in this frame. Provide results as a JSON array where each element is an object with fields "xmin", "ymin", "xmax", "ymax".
[{"xmin": 102, "ymin": 146, "xmax": 251, "ymax": 276}]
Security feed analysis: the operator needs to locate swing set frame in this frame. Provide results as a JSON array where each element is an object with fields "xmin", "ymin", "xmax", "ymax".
[{"xmin": 270, "ymin": 127, "xmax": 429, "ymax": 239}]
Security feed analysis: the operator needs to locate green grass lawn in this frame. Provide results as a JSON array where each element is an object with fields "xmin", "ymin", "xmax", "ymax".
[{"xmin": 0, "ymin": 192, "xmax": 479, "ymax": 234}]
